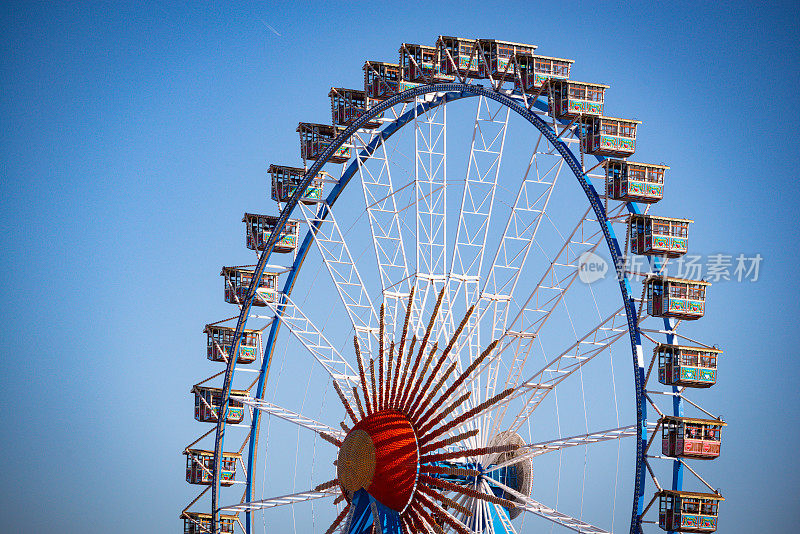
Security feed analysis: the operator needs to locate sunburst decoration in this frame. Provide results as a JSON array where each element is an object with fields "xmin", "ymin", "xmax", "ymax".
[{"xmin": 316, "ymin": 288, "xmax": 523, "ymax": 533}]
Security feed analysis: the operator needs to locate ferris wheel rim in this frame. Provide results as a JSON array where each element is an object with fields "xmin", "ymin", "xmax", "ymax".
[{"xmin": 210, "ymin": 83, "xmax": 649, "ymax": 534}]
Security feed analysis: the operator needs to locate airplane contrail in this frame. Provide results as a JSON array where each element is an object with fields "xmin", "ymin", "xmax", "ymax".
[{"xmin": 258, "ymin": 18, "xmax": 282, "ymax": 37}]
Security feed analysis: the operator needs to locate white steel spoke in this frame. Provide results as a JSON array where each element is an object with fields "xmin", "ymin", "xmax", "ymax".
[
  {"xmin": 296, "ymin": 200, "xmax": 379, "ymax": 355},
  {"xmin": 485, "ymin": 424, "xmax": 640, "ymax": 473},
  {"xmin": 481, "ymin": 480, "xmax": 517, "ymax": 534},
  {"xmin": 501, "ymin": 307, "xmax": 628, "ymax": 433},
  {"xmin": 261, "ymin": 293, "xmax": 358, "ymax": 393},
  {"xmin": 490, "ymin": 478, "xmax": 610, "ymax": 534},
  {"xmin": 412, "ymin": 98, "xmax": 447, "ymax": 338},
  {"xmin": 478, "ymin": 134, "xmax": 564, "ymax": 432},
  {"xmin": 220, "ymin": 487, "xmax": 339, "ymax": 513},
  {"xmin": 355, "ymin": 132, "xmax": 413, "ymax": 340},
  {"xmin": 439, "ymin": 96, "xmax": 509, "ymax": 370},
  {"xmin": 507, "ymin": 207, "xmax": 603, "ymax": 339},
  {"xmin": 233, "ymin": 397, "xmax": 345, "ymax": 440}
]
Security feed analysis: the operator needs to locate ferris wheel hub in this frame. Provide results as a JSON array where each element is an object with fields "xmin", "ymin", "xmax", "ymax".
[{"xmin": 337, "ymin": 409, "xmax": 419, "ymax": 512}]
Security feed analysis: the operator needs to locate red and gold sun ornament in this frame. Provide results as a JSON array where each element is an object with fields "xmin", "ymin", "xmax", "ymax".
[{"xmin": 315, "ymin": 288, "xmax": 526, "ymax": 534}]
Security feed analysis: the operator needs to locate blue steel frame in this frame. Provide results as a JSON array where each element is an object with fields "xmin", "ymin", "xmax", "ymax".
[{"xmin": 208, "ymin": 83, "xmax": 670, "ymax": 534}]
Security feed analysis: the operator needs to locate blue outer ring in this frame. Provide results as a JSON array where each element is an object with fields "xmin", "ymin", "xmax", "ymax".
[{"xmin": 209, "ymin": 84, "xmax": 652, "ymax": 534}]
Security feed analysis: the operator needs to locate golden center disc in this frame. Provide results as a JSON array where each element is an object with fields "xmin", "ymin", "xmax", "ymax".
[{"xmin": 336, "ymin": 429, "xmax": 376, "ymax": 494}]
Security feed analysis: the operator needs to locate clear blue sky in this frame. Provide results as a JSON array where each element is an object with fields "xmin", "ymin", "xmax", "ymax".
[{"xmin": 1, "ymin": 1, "xmax": 799, "ymax": 533}]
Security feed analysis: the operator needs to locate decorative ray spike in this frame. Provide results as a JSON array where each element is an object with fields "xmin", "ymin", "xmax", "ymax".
[
  {"xmin": 418, "ymin": 391, "xmax": 472, "ymax": 437},
  {"xmin": 379, "ymin": 303, "xmax": 385, "ymax": 365},
  {"xmin": 378, "ymin": 343, "xmax": 385, "ymax": 411},
  {"xmin": 354, "ymin": 336, "xmax": 372, "ymax": 415},
  {"xmin": 389, "ymin": 337, "xmax": 404, "ymax": 408},
  {"xmin": 369, "ymin": 357, "xmax": 377, "ymax": 414},
  {"xmin": 441, "ymin": 302, "xmax": 476, "ymax": 357},
  {"xmin": 420, "ymin": 443, "xmax": 520, "ymax": 463},
  {"xmin": 340, "ymin": 421, "xmax": 351, "ymax": 433},
  {"xmin": 409, "ymin": 360, "xmax": 458, "ymax": 422},
  {"xmin": 416, "ymin": 286, "xmax": 447, "ymax": 362},
  {"xmin": 406, "ymin": 346, "xmax": 451, "ymax": 417},
  {"xmin": 420, "ymin": 388, "xmax": 515, "ymax": 446},
  {"xmin": 396, "ymin": 335, "xmax": 417, "ymax": 409},
  {"xmin": 419, "ymin": 428, "xmax": 479, "ymax": 455},
  {"xmin": 415, "ymin": 490, "xmax": 471, "ymax": 534},
  {"xmin": 417, "ymin": 339, "xmax": 499, "ymax": 428},
  {"xmin": 320, "ymin": 432, "xmax": 342, "ymax": 447},
  {"xmin": 314, "ymin": 479, "xmax": 339, "ymax": 492},
  {"xmin": 415, "ymin": 483, "xmax": 473, "ymax": 517},
  {"xmin": 396, "ymin": 287, "xmax": 415, "ymax": 362},
  {"xmin": 351, "ymin": 387, "xmax": 366, "ymax": 419},
  {"xmin": 411, "ymin": 500, "xmax": 444, "ymax": 534},
  {"xmin": 420, "ymin": 465, "xmax": 481, "ymax": 478},
  {"xmin": 332, "ymin": 381, "xmax": 358, "ymax": 425},
  {"xmin": 385, "ymin": 341, "xmax": 394, "ymax": 410},
  {"xmin": 418, "ymin": 474, "xmax": 518, "ymax": 510},
  {"xmin": 401, "ymin": 341, "xmax": 437, "ymax": 412},
  {"xmin": 405, "ymin": 507, "xmax": 427, "ymax": 534},
  {"xmin": 325, "ymin": 504, "xmax": 349, "ymax": 534},
  {"xmin": 406, "ymin": 301, "xmax": 475, "ymax": 417}
]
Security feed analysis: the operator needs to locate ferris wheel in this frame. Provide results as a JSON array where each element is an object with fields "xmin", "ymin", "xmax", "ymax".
[{"xmin": 181, "ymin": 36, "xmax": 726, "ymax": 534}]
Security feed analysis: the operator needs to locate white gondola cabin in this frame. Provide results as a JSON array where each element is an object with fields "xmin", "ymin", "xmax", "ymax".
[
  {"xmin": 221, "ymin": 266, "xmax": 279, "ymax": 306},
  {"xmin": 629, "ymin": 214, "xmax": 692, "ymax": 257},
  {"xmin": 363, "ymin": 61, "xmax": 399, "ymax": 103},
  {"xmin": 658, "ymin": 490, "xmax": 723, "ymax": 532},
  {"xmin": 549, "ymin": 79, "xmax": 608, "ymax": 119},
  {"xmin": 192, "ymin": 385, "xmax": 248, "ymax": 424},
  {"xmin": 437, "ymin": 36, "xmax": 483, "ymax": 78},
  {"xmin": 184, "ymin": 448, "xmax": 241, "ymax": 486},
  {"xmin": 329, "ymin": 87, "xmax": 382, "ymax": 129},
  {"xmin": 205, "ymin": 324, "xmax": 260, "ymax": 364},
  {"xmin": 478, "ymin": 39, "xmax": 537, "ymax": 82},
  {"xmin": 243, "ymin": 213, "xmax": 299, "ymax": 254},
  {"xmin": 657, "ymin": 343, "xmax": 721, "ymax": 388},
  {"xmin": 582, "ymin": 115, "xmax": 640, "ymax": 157},
  {"xmin": 269, "ymin": 164, "xmax": 326, "ymax": 204},
  {"xmin": 660, "ymin": 416, "xmax": 725, "ymax": 460},
  {"xmin": 297, "ymin": 122, "xmax": 351, "ymax": 164},
  {"xmin": 399, "ymin": 43, "xmax": 449, "ymax": 85},
  {"xmin": 605, "ymin": 159, "xmax": 667, "ymax": 203},
  {"xmin": 514, "ymin": 53, "xmax": 573, "ymax": 93},
  {"xmin": 646, "ymin": 276, "xmax": 709, "ymax": 320},
  {"xmin": 182, "ymin": 512, "xmax": 236, "ymax": 534}
]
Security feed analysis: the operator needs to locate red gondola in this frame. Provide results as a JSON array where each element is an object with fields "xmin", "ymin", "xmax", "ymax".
[
  {"xmin": 629, "ymin": 214, "xmax": 692, "ymax": 257},
  {"xmin": 660, "ymin": 416, "xmax": 726, "ymax": 460},
  {"xmin": 657, "ymin": 490, "xmax": 723, "ymax": 532},
  {"xmin": 582, "ymin": 115, "xmax": 640, "ymax": 157},
  {"xmin": 181, "ymin": 512, "xmax": 236, "ymax": 534},
  {"xmin": 646, "ymin": 276, "xmax": 709, "ymax": 320},
  {"xmin": 204, "ymin": 324, "xmax": 259, "ymax": 364},
  {"xmin": 514, "ymin": 53, "xmax": 573, "ymax": 93},
  {"xmin": 477, "ymin": 39, "xmax": 537, "ymax": 82},
  {"xmin": 269, "ymin": 164, "xmax": 326, "ymax": 205},
  {"xmin": 329, "ymin": 87, "xmax": 382, "ymax": 129},
  {"xmin": 363, "ymin": 61, "xmax": 399, "ymax": 103},
  {"xmin": 657, "ymin": 343, "xmax": 721, "ymax": 388},
  {"xmin": 297, "ymin": 122, "xmax": 351, "ymax": 164},
  {"xmin": 243, "ymin": 213, "xmax": 299, "ymax": 254},
  {"xmin": 220, "ymin": 266, "xmax": 279, "ymax": 306},
  {"xmin": 184, "ymin": 448, "xmax": 241, "ymax": 486},
  {"xmin": 192, "ymin": 385, "xmax": 248, "ymax": 424},
  {"xmin": 437, "ymin": 36, "xmax": 483, "ymax": 79},
  {"xmin": 605, "ymin": 159, "xmax": 667, "ymax": 203},
  {"xmin": 548, "ymin": 79, "xmax": 608, "ymax": 119}
]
